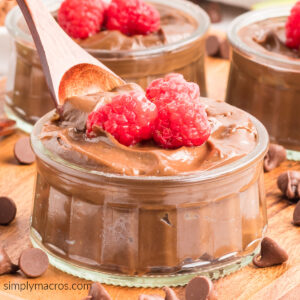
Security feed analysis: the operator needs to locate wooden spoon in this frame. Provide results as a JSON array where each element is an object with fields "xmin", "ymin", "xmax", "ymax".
[{"xmin": 16, "ymin": 0, "xmax": 125, "ymax": 106}]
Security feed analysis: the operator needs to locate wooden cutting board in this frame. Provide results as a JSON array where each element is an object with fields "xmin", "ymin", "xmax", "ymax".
[{"xmin": 0, "ymin": 55, "xmax": 299, "ymax": 300}]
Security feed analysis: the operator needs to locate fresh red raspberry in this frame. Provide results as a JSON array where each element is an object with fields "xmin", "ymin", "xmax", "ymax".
[
  {"xmin": 146, "ymin": 73, "xmax": 200, "ymax": 103},
  {"xmin": 86, "ymin": 91, "xmax": 158, "ymax": 146},
  {"xmin": 286, "ymin": 1, "xmax": 300, "ymax": 49},
  {"xmin": 58, "ymin": 0, "xmax": 105, "ymax": 39},
  {"xmin": 153, "ymin": 94, "xmax": 211, "ymax": 149},
  {"xmin": 105, "ymin": 0, "xmax": 160, "ymax": 36}
]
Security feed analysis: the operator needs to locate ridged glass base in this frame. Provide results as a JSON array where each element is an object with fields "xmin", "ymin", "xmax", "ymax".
[
  {"xmin": 30, "ymin": 228, "xmax": 260, "ymax": 288},
  {"xmin": 4, "ymin": 104, "xmax": 34, "ymax": 134}
]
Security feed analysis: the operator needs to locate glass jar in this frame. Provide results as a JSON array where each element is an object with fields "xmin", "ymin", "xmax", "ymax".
[
  {"xmin": 226, "ymin": 6, "xmax": 300, "ymax": 152},
  {"xmin": 30, "ymin": 110, "xmax": 269, "ymax": 287},
  {"xmin": 4, "ymin": 0, "xmax": 209, "ymax": 133}
]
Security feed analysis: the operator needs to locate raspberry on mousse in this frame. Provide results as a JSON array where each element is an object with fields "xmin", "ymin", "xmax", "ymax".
[
  {"xmin": 58, "ymin": 0, "xmax": 106, "ymax": 39},
  {"xmin": 146, "ymin": 75, "xmax": 210, "ymax": 149},
  {"xmin": 86, "ymin": 91, "xmax": 158, "ymax": 146},
  {"xmin": 286, "ymin": 0, "xmax": 300, "ymax": 49},
  {"xmin": 152, "ymin": 94, "xmax": 210, "ymax": 149},
  {"xmin": 105, "ymin": 0, "xmax": 161, "ymax": 36},
  {"xmin": 146, "ymin": 73, "xmax": 200, "ymax": 103},
  {"xmin": 86, "ymin": 74, "xmax": 211, "ymax": 150}
]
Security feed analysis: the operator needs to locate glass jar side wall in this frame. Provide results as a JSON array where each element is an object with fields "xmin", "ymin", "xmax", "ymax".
[
  {"xmin": 5, "ymin": 37, "xmax": 206, "ymax": 132},
  {"xmin": 226, "ymin": 50, "xmax": 300, "ymax": 150},
  {"xmin": 31, "ymin": 155, "xmax": 267, "ymax": 284}
]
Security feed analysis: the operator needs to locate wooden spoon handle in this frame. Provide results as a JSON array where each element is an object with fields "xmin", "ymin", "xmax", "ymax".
[{"xmin": 16, "ymin": 0, "xmax": 124, "ymax": 105}]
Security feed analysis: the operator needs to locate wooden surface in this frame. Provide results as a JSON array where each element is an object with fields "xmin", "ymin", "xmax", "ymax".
[{"xmin": 0, "ymin": 56, "xmax": 300, "ymax": 300}]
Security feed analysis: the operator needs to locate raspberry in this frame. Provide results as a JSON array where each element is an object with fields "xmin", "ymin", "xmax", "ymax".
[
  {"xmin": 86, "ymin": 91, "xmax": 158, "ymax": 146},
  {"xmin": 146, "ymin": 73, "xmax": 200, "ymax": 103},
  {"xmin": 105, "ymin": 0, "xmax": 160, "ymax": 36},
  {"xmin": 286, "ymin": 1, "xmax": 300, "ymax": 49},
  {"xmin": 153, "ymin": 94, "xmax": 211, "ymax": 149},
  {"xmin": 58, "ymin": 0, "xmax": 105, "ymax": 39},
  {"xmin": 146, "ymin": 74, "xmax": 209, "ymax": 149}
]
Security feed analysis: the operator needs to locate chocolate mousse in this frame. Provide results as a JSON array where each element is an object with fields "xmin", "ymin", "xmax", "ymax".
[
  {"xmin": 77, "ymin": 3, "xmax": 197, "ymax": 51},
  {"xmin": 31, "ymin": 83, "xmax": 268, "ymax": 278},
  {"xmin": 239, "ymin": 19, "xmax": 300, "ymax": 59},
  {"xmin": 40, "ymin": 84, "xmax": 257, "ymax": 176},
  {"xmin": 226, "ymin": 10, "xmax": 300, "ymax": 150},
  {"xmin": 5, "ymin": 0, "xmax": 208, "ymax": 128}
]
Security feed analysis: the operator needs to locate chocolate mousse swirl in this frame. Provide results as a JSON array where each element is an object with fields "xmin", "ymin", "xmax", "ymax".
[
  {"xmin": 239, "ymin": 19, "xmax": 300, "ymax": 59},
  {"xmin": 40, "ymin": 84, "xmax": 257, "ymax": 176}
]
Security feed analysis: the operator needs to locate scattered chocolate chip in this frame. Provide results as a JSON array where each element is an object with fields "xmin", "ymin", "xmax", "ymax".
[
  {"xmin": 264, "ymin": 144, "xmax": 286, "ymax": 172},
  {"xmin": 206, "ymin": 35, "xmax": 220, "ymax": 57},
  {"xmin": 277, "ymin": 171, "xmax": 300, "ymax": 200},
  {"xmin": 14, "ymin": 137, "xmax": 35, "ymax": 165},
  {"xmin": 19, "ymin": 248, "xmax": 49, "ymax": 278},
  {"xmin": 138, "ymin": 296, "xmax": 163, "ymax": 300},
  {"xmin": 219, "ymin": 39, "xmax": 230, "ymax": 59},
  {"xmin": 185, "ymin": 276, "xmax": 216, "ymax": 300},
  {"xmin": 293, "ymin": 201, "xmax": 300, "ymax": 226},
  {"xmin": 253, "ymin": 237, "xmax": 288, "ymax": 268},
  {"xmin": 163, "ymin": 287, "xmax": 179, "ymax": 300},
  {"xmin": 86, "ymin": 283, "xmax": 111, "ymax": 300},
  {"xmin": 0, "ymin": 197, "xmax": 17, "ymax": 225},
  {"xmin": 0, "ymin": 246, "xmax": 19, "ymax": 275},
  {"xmin": 0, "ymin": 118, "xmax": 16, "ymax": 137},
  {"xmin": 205, "ymin": 3, "xmax": 222, "ymax": 23}
]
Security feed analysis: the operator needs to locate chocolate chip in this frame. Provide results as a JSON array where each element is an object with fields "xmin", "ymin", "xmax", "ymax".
[
  {"xmin": 253, "ymin": 237, "xmax": 288, "ymax": 268},
  {"xmin": 0, "ymin": 246, "xmax": 19, "ymax": 275},
  {"xmin": 185, "ymin": 276, "xmax": 216, "ymax": 300},
  {"xmin": 219, "ymin": 39, "xmax": 230, "ymax": 59},
  {"xmin": 138, "ymin": 296, "xmax": 163, "ymax": 300},
  {"xmin": 277, "ymin": 171, "xmax": 300, "ymax": 200},
  {"xmin": 0, "ymin": 118, "xmax": 16, "ymax": 137},
  {"xmin": 206, "ymin": 35, "xmax": 220, "ymax": 57},
  {"xmin": 205, "ymin": 3, "xmax": 222, "ymax": 23},
  {"xmin": 19, "ymin": 248, "xmax": 49, "ymax": 278},
  {"xmin": 293, "ymin": 201, "xmax": 300, "ymax": 226},
  {"xmin": 87, "ymin": 283, "xmax": 111, "ymax": 300},
  {"xmin": 264, "ymin": 144, "xmax": 286, "ymax": 172},
  {"xmin": 14, "ymin": 137, "xmax": 35, "ymax": 165},
  {"xmin": 163, "ymin": 287, "xmax": 179, "ymax": 300},
  {"xmin": 0, "ymin": 197, "xmax": 17, "ymax": 225}
]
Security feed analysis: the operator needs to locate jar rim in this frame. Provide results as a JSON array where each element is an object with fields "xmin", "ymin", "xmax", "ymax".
[
  {"xmin": 227, "ymin": 5, "xmax": 300, "ymax": 67},
  {"xmin": 30, "ymin": 101, "xmax": 269, "ymax": 184},
  {"xmin": 5, "ymin": 0, "xmax": 210, "ymax": 58}
]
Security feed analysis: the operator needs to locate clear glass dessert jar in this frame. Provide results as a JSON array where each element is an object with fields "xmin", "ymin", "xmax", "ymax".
[
  {"xmin": 5, "ymin": 0, "xmax": 209, "ymax": 133},
  {"xmin": 30, "ymin": 110, "xmax": 269, "ymax": 287},
  {"xmin": 226, "ymin": 6, "xmax": 300, "ymax": 151}
]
